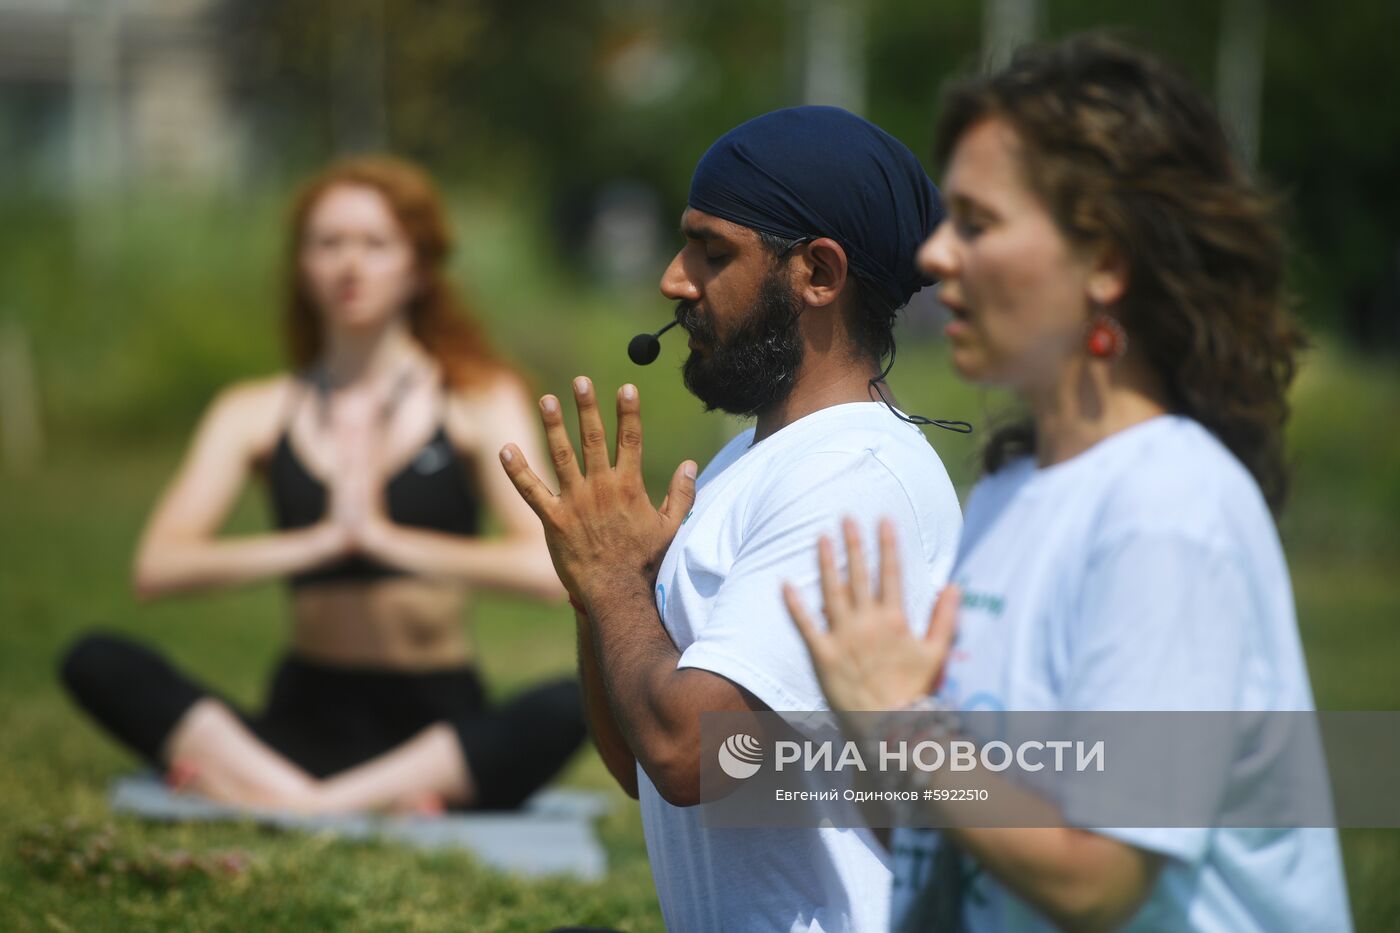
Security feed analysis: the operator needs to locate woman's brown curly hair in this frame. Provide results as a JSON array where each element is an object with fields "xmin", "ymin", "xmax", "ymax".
[{"xmin": 936, "ymin": 35, "xmax": 1305, "ymax": 512}]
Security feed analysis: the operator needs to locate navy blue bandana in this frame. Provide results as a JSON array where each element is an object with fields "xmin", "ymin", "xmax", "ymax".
[{"xmin": 688, "ymin": 105, "xmax": 944, "ymax": 309}]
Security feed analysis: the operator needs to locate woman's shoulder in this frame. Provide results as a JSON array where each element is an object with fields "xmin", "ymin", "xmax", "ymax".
[
  {"xmin": 1095, "ymin": 416, "xmax": 1273, "ymax": 548},
  {"xmin": 198, "ymin": 372, "xmax": 302, "ymax": 455},
  {"xmin": 1113, "ymin": 417, "xmax": 1256, "ymax": 497},
  {"xmin": 214, "ymin": 372, "xmax": 299, "ymax": 408},
  {"xmin": 440, "ymin": 368, "xmax": 533, "ymax": 450}
]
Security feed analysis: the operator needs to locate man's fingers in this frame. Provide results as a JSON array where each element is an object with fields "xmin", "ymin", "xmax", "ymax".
[
  {"xmin": 572, "ymin": 376, "xmax": 611, "ymax": 475},
  {"xmin": 499, "ymin": 444, "xmax": 557, "ymax": 517},
  {"xmin": 540, "ymin": 394, "xmax": 582, "ymax": 489},
  {"xmin": 784, "ymin": 582, "xmax": 824, "ymax": 654},
  {"xmin": 841, "ymin": 517, "xmax": 871, "ymax": 604},
  {"xmin": 660, "ymin": 460, "xmax": 698, "ymax": 528},
  {"xmin": 877, "ymin": 517, "xmax": 903, "ymax": 604},
  {"xmin": 615, "ymin": 384, "xmax": 644, "ymax": 475}
]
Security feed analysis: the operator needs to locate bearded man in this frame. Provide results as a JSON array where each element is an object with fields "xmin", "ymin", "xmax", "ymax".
[{"xmin": 501, "ymin": 106, "xmax": 964, "ymax": 932}]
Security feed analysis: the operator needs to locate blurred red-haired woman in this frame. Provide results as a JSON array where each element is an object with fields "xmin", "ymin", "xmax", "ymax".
[{"xmin": 61, "ymin": 156, "xmax": 584, "ymax": 813}]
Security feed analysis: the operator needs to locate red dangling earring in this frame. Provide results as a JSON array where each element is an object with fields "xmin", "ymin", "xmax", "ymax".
[{"xmin": 1086, "ymin": 313, "xmax": 1128, "ymax": 360}]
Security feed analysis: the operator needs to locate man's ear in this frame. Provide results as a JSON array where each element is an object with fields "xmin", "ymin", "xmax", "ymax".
[{"xmin": 796, "ymin": 237, "xmax": 849, "ymax": 309}]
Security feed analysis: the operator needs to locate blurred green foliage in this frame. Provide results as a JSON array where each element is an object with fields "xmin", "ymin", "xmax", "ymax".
[
  {"xmin": 203, "ymin": 0, "xmax": 1400, "ymax": 325},
  {"xmin": 3, "ymin": 0, "xmax": 1397, "ymax": 443}
]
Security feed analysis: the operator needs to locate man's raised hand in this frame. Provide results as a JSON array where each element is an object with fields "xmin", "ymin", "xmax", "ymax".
[{"xmin": 498, "ymin": 377, "xmax": 697, "ymax": 610}]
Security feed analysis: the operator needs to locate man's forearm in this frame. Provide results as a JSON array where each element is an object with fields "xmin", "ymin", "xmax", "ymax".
[
  {"xmin": 583, "ymin": 585, "xmax": 758, "ymax": 806},
  {"xmin": 585, "ymin": 587, "xmax": 700, "ymax": 794},
  {"xmin": 575, "ymin": 609, "xmax": 639, "ymax": 797}
]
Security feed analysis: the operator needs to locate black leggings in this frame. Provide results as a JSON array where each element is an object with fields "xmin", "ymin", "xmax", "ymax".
[{"xmin": 59, "ymin": 630, "xmax": 586, "ymax": 810}]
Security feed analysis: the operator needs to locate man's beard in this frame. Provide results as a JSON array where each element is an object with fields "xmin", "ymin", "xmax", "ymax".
[{"xmin": 678, "ymin": 270, "xmax": 805, "ymax": 418}]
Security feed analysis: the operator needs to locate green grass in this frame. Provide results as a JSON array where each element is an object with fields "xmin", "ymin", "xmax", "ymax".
[
  {"xmin": 0, "ymin": 440, "xmax": 664, "ymax": 932},
  {"xmin": 2, "ymin": 266, "xmax": 1398, "ymax": 928}
]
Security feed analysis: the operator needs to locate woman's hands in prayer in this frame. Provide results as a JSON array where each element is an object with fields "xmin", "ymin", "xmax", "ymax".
[{"xmin": 323, "ymin": 402, "xmax": 393, "ymax": 559}]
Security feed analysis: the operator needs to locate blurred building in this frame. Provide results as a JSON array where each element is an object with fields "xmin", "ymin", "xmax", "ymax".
[{"xmin": 0, "ymin": 0, "xmax": 244, "ymax": 197}]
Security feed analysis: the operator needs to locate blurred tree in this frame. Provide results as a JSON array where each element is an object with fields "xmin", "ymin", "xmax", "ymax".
[
  {"xmin": 1216, "ymin": 0, "xmax": 1265, "ymax": 168},
  {"xmin": 799, "ymin": 0, "xmax": 868, "ymax": 112},
  {"xmin": 982, "ymin": 0, "xmax": 1041, "ymax": 71}
]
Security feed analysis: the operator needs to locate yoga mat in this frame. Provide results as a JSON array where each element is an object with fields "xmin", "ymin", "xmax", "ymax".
[{"xmin": 108, "ymin": 773, "xmax": 610, "ymax": 881}]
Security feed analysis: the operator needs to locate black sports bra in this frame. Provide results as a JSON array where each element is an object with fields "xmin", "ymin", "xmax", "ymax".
[{"xmin": 265, "ymin": 386, "xmax": 482, "ymax": 588}]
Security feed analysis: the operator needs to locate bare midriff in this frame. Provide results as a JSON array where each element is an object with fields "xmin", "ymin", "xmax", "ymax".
[{"xmin": 289, "ymin": 578, "xmax": 473, "ymax": 670}]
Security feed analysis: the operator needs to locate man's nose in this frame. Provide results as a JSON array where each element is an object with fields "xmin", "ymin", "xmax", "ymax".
[{"xmin": 660, "ymin": 250, "xmax": 700, "ymax": 303}]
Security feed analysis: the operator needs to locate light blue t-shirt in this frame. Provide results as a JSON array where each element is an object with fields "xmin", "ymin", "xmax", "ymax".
[{"xmin": 891, "ymin": 415, "xmax": 1352, "ymax": 932}]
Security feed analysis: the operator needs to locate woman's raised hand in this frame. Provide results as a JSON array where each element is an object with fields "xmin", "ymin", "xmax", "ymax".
[{"xmin": 783, "ymin": 517, "xmax": 961, "ymax": 713}]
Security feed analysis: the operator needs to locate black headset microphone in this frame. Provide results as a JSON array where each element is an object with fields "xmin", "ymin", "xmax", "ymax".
[
  {"xmin": 627, "ymin": 319, "xmax": 680, "ymax": 366},
  {"xmin": 624, "ymin": 310, "xmax": 973, "ymax": 433}
]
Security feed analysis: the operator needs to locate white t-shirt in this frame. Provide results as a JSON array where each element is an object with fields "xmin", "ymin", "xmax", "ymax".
[
  {"xmin": 890, "ymin": 415, "xmax": 1352, "ymax": 932},
  {"xmin": 639, "ymin": 402, "xmax": 963, "ymax": 933}
]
